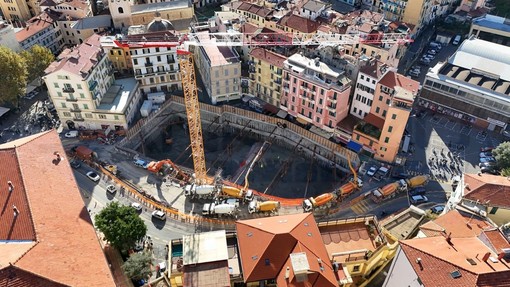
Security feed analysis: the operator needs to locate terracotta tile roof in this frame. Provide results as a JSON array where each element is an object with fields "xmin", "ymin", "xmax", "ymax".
[
  {"xmin": 363, "ymin": 113, "xmax": 384, "ymax": 130},
  {"xmin": 400, "ymin": 237, "xmax": 510, "ymax": 287},
  {"xmin": 55, "ymin": 0, "xmax": 89, "ymax": 12},
  {"xmin": 0, "ymin": 131, "xmax": 115, "ymax": 287},
  {"xmin": 236, "ymin": 213, "xmax": 337, "ymax": 286},
  {"xmin": 242, "ymin": 23, "xmax": 259, "ymax": 34},
  {"xmin": 15, "ymin": 12, "xmax": 56, "ymax": 42},
  {"xmin": 0, "ymin": 243, "xmax": 36, "ymax": 268},
  {"xmin": 419, "ymin": 210, "xmax": 494, "ymax": 238},
  {"xmin": 237, "ymin": 2, "xmax": 272, "ymax": 18},
  {"xmin": 0, "ymin": 265, "xmax": 70, "ymax": 287},
  {"xmin": 182, "ymin": 261, "xmax": 230, "ymax": 287},
  {"xmin": 250, "ymin": 48, "xmax": 286, "ymax": 68},
  {"xmin": 278, "ymin": 14, "xmax": 320, "ymax": 33},
  {"xmin": 463, "ymin": 173, "xmax": 510, "ymax": 208},
  {"xmin": 379, "ymin": 71, "xmax": 420, "ymax": 93},
  {"xmin": 0, "ymin": 148, "xmax": 36, "ymax": 241},
  {"xmin": 359, "ymin": 59, "xmax": 389, "ymax": 80},
  {"xmin": 44, "ymin": 34, "xmax": 103, "ymax": 79},
  {"xmin": 480, "ymin": 229, "xmax": 510, "ymax": 253},
  {"xmin": 40, "ymin": 0, "xmax": 57, "ymax": 6}
]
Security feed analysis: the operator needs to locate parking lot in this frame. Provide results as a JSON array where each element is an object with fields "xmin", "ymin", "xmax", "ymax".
[{"xmin": 405, "ymin": 41, "xmax": 459, "ymax": 84}]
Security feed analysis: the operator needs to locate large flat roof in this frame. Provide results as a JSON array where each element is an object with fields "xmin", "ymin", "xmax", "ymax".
[
  {"xmin": 472, "ymin": 14, "xmax": 510, "ymax": 33},
  {"xmin": 131, "ymin": 0, "xmax": 190, "ymax": 14},
  {"xmin": 183, "ymin": 230, "xmax": 229, "ymax": 265},
  {"xmin": 96, "ymin": 77, "xmax": 138, "ymax": 113}
]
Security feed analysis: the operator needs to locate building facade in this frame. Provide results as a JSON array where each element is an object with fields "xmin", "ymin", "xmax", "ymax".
[
  {"xmin": 194, "ymin": 36, "xmax": 241, "ymax": 104},
  {"xmin": 418, "ymin": 37, "xmax": 510, "ymax": 134},
  {"xmin": 0, "ymin": 0, "xmax": 35, "ymax": 21},
  {"xmin": 15, "ymin": 12, "xmax": 64, "ymax": 54},
  {"xmin": 0, "ymin": 21, "xmax": 21, "ymax": 51},
  {"xmin": 350, "ymin": 60, "xmax": 390, "ymax": 119},
  {"xmin": 249, "ymin": 48, "xmax": 286, "ymax": 106},
  {"xmin": 280, "ymin": 53, "xmax": 351, "ymax": 132},
  {"xmin": 352, "ymin": 71, "xmax": 419, "ymax": 162},
  {"xmin": 43, "ymin": 34, "xmax": 142, "ymax": 130}
]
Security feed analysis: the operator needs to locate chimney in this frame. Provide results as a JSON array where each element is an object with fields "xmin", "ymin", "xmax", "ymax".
[
  {"xmin": 314, "ymin": 57, "xmax": 320, "ymax": 67},
  {"xmin": 416, "ymin": 258, "xmax": 423, "ymax": 270},
  {"xmin": 482, "ymin": 252, "xmax": 491, "ymax": 262},
  {"xmin": 13, "ymin": 205, "xmax": 19, "ymax": 217},
  {"xmin": 285, "ymin": 267, "xmax": 290, "ymax": 279},
  {"xmin": 8, "ymin": 181, "xmax": 13, "ymax": 192}
]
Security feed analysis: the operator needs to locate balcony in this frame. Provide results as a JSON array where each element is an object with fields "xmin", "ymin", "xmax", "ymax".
[
  {"xmin": 354, "ymin": 121, "xmax": 381, "ymax": 140},
  {"xmin": 63, "ymin": 87, "xmax": 75, "ymax": 93},
  {"xmin": 73, "ymin": 117, "xmax": 85, "ymax": 122},
  {"xmin": 327, "ymin": 105, "xmax": 336, "ymax": 112},
  {"xmin": 88, "ymin": 81, "xmax": 98, "ymax": 91},
  {"xmin": 167, "ymin": 58, "xmax": 176, "ymax": 64},
  {"xmin": 65, "ymin": 97, "xmax": 78, "ymax": 102},
  {"xmin": 145, "ymin": 62, "xmax": 153, "ymax": 67},
  {"xmin": 70, "ymin": 107, "xmax": 81, "ymax": 112},
  {"xmin": 276, "ymin": 70, "xmax": 282, "ymax": 75}
]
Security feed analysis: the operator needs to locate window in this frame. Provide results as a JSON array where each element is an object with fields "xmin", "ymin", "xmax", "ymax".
[
  {"xmin": 133, "ymin": 59, "xmax": 138, "ymax": 65},
  {"xmin": 356, "ymin": 135, "xmax": 360, "ymax": 140},
  {"xmin": 360, "ymin": 75, "xmax": 364, "ymax": 80},
  {"xmin": 388, "ymin": 126, "xmax": 393, "ymax": 132},
  {"xmin": 224, "ymin": 69, "xmax": 229, "ymax": 76},
  {"xmin": 80, "ymin": 93, "xmax": 85, "ymax": 98},
  {"xmin": 85, "ymin": 113, "xmax": 92, "ymax": 118},
  {"xmin": 61, "ymin": 103, "xmax": 67, "ymax": 108},
  {"xmin": 384, "ymin": 137, "xmax": 389, "ymax": 143},
  {"xmin": 391, "ymin": 114, "xmax": 397, "ymax": 120},
  {"xmin": 316, "ymin": 117, "xmax": 320, "ymax": 123},
  {"xmin": 375, "ymin": 107, "xmax": 380, "ymax": 113},
  {"xmin": 77, "ymin": 84, "xmax": 82, "ymax": 89},
  {"xmin": 489, "ymin": 207, "xmax": 499, "ymax": 214},
  {"xmin": 63, "ymin": 112, "xmax": 71, "ymax": 117},
  {"xmin": 382, "ymin": 110, "xmax": 387, "ymax": 117},
  {"xmin": 83, "ymin": 104, "xmax": 89, "ymax": 109},
  {"xmin": 118, "ymin": 7, "xmax": 124, "ymax": 13},
  {"xmin": 54, "ymin": 83, "xmax": 59, "ymax": 88},
  {"xmin": 114, "ymin": 115, "xmax": 119, "ymax": 120},
  {"xmin": 386, "ymin": 99, "xmax": 390, "ymax": 105},
  {"xmin": 99, "ymin": 114, "xmax": 107, "ymax": 119},
  {"xmin": 353, "ymin": 107, "xmax": 357, "ymax": 113},
  {"xmin": 379, "ymin": 95, "xmax": 383, "ymax": 101},
  {"xmin": 57, "ymin": 92, "xmax": 62, "ymax": 97}
]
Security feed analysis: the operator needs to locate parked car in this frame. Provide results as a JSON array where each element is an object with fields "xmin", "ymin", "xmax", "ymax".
[
  {"xmin": 152, "ymin": 210, "xmax": 166, "ymax": 220},
  {"xmin": 430, "ymin": 42, "xmax": 442, "ymax": 50},
  {"xmin": 131, "ymin": 202, "xmax": 143, "ymax": 211},
  {"xmin": 420, "ymin": 58, "xmax": 431, "ymax": 65},
  {"xmin": 430, "ymin": 205, "xmax": 445, "ymax": 214},
  {"xmin": 86, "ymin": 171, "xmax": 100, "ymax": 182},
  {"xmin": 453, "ymin": 34, "xmax": 461, "ymax": 45},
  {"xmin": 479, "ymin": 161, "xmax": 497, "ymax": 168},
  {"xmin": 479, "ymin": 152, "xmax": 493, "ymax": 158},
  {"xmin": 409, "ymin": 187, "xmax": 427, "ymax": 196},
  {"xmin": 479, "ymin": 157, "xmax": 496, "ymax": 164},
  {"xmin": 427, "ymin": 49, "xmax": 438, "ymax": 55},
  {"xmin": 480, "ymin": 147, "xmax": 494, "ymax": 152},
  {"xmin": 133, "ymin": 159, "xmax": 149, "ymax": 169},
  {"xmin": 408, "ymin": 70, "xmax": 420, "ymax": 77},
  {"xmin": 106, "ymin": 184, "xmax": 117, "ymax": 194},
  {"xmin": 366, "ymin": 166, "xmax": 378, "ymax": 177},
  {"xmin": 481, "ymin": 166, "xmax": 499, "ymax": 175},
  {"xmin": 410, "ymin": 195, "xmax": 429, "ymax": 205},
  {"xmin": 70, "ymin": 160, "xmax": 81, "ymax": 169},
  {"xmin": 374, "ymin": 167, "xmax": 389, "ymax": 181},
  {"xmin": 64, "ymin": 130, "xmax": 79, "ymax": 138},
  {"xmin": 425, "ymin": 53, "xmax": 436, "ymax": 60}
]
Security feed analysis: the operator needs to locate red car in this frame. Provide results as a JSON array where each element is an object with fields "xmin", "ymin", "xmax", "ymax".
[{"xmin": 480, "ymin": 147, "xmax": 494, "ymax": 152}]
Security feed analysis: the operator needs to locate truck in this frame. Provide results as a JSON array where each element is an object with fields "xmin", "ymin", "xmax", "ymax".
[
  {"xmin": 339, "ymin": 178, "xmax": 363, "ymax": 197},
  {"xmin": 303, "ymin": 193, "xmax": 337, "ymax": 212},
  {"xmin": 184, "ymin": 184, "xmax": 216, "ymax": 199},
  {"xmin": 404, "ymin": 175, "xmax": 429, "ymax": 188},
  {"xmin": 371, "ymin": 175, "xmax": 429, "ymax": 202},
  {"xmin": 248, "ymin": 201, "xmax": 280, "ymax": 214},
  {"xmin": 71, "ymin": 146, "xmax": 95, "ymax": 161},
  {"xmin": 221, "ymin": 185, "xmax": 254, "ymax": 201},
  {"xmin": 202, "ymin": 202, "xmax": 237, "ymax": 216}
]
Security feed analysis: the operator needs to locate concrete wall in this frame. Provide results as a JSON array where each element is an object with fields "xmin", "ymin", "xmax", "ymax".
[{"xmin": 121, "ymin": 96, "xmax": 360, "ymax": 173}]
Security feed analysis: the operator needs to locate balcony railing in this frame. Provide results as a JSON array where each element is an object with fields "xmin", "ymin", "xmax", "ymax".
[
  {"xmin": 70, "ymin": 107, "xmax": 81, "ymax": 112},
  {"xmin": 63, "ymin": 87, "xmax": 75, "ymax": 93},
  {"xmin": 145, "ymin": 62, "xmax": 153, "ymax": 67},
  {"xmin": 66, "ymin": 97, "xmax": 78, "ymax": 102}
]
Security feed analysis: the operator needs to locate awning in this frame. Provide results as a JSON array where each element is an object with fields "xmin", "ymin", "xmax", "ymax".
[
  {"xmin": 276, "ymin": 110, "xmax": 288, "ymax": 119},
  {"xmin": 346, "ymin": 140, "xmax": 363, "ymax": 153},
  {"xmin": 296, "ymin": 117, "xmax": 309, "ymax": 125},
  {"xmin": 263, "ymin": 103, "xmax": 279, "ymax": 114}
]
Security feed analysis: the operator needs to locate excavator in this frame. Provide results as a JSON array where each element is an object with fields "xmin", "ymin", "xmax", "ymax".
[
  {"xmin": 337, "ymin": 156, "xmax": 363, "ymax": 197},
  {"xmin": 147, "ymin": 159, "xmax": 190, "ymax": 182}
]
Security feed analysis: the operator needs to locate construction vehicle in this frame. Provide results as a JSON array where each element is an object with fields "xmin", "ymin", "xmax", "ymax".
[
  {"xmin": 303, "ymin": 192, "xmax": 337, "ymax": 212},
  {"xmin": 202, "ymin": 202, "xmax": 237, "ymax": 217},
  {"xmin": 371, "ymin": 175, "xmax": 429, "ymax": 202},
  {"xmin": 248, "ymin": 200, "xmax": 280, "ymax": 214},
  {"xmin": 104, "ymin": 164, "xmax": 118, "ymax": 176},
  {"xmin": 147, "ymin": 159, "xmax": 190, "ymax": 182},
  {"xmin": 221, "ymin": 185, "xmax": 254, "ymax": 202},
  {"xmin": 71, "ymin": 146, "xmax": 95, "ymax": 161},
  {"xmin": 184, "ymin": 184, "xmax": 216, "ymax": 199},
  {"xmin": 338, "ymin": 156, "xmax": 363, "ymax": 197}
]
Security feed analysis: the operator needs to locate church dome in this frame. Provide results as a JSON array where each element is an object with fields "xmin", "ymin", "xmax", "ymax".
[{"xmin": 147, "ymin": 12, "xmax": 174, "ymax": 32}]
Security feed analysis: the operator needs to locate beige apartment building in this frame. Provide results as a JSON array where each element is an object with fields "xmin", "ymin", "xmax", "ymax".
[
  {"xmin": 249, "ymin": 48, "xmax": 286, "ymax": 106},
  {"xmin": 43, "ymin": 34, "xmax": 142, "ymax": 131},
  {"xmin": 0, "ymin": 0, "xmax": 36, "ymax": 21},
  {"xmin": 194, "ymin": 34, "xmax": 241, "ymax": 104}
]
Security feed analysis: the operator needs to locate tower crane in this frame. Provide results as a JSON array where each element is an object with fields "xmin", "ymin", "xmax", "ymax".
[{"xmin": 113, "ymin": 30, "xmax": 411, "ymax": 189}]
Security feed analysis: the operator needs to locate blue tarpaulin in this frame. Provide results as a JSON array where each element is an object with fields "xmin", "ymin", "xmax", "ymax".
[{"xmin": 346, "ymin": 140, "xmax": 363, "ymax": 153}]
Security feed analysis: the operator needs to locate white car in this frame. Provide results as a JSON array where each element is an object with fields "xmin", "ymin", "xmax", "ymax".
[
  {"xmin": 86, "ymin": 171, "xmax": 100, "ymax": 182},
  {"xmin": 131, "ymin": 202, "xmax": 142, "ymax": 211},
  {"xmin": 152, "ymin": 210, "xmax": 166, "ymax": 220},
  {"xmin": 366, "ymin": 166, "xmax": 377, "ymax": 177},
  {"xmin": 106, "ymin": 184, "xmax": 117, "ymax": 194},
  {"xmin": 64, "ymin": 130, "xmax": 79, "ymax": 138}
]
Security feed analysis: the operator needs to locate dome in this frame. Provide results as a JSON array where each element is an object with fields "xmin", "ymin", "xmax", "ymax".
[{"xmin": 147, "ymin": 12, "xmax": 174, "ymax": 32}]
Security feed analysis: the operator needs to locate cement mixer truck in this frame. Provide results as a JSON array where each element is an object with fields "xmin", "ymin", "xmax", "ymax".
[
  {"xmin": 371, "ymin": 175, "xmax": 429, "ymax": 202},
  {"xmin": 221, "ymin": 185, "xmax": 254, "ymax": 202},
  {"xmin": 184, "ymin": 184, "xmax": 216, "ymax": 199},
  {"xmin": 248, "ymin": 201, "xmax": 280, "ymax": 214},
  {"xmin": 303, "ymin": 193, "xmax": 337, "ymax": 212}
]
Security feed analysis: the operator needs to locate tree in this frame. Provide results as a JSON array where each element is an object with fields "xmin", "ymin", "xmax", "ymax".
[
  {"xmin": 20, "ymin": 45, "xmax": 55, "ymax": 83},
  {"xmin": 501, "ymin": 167, "xmax": 510, "ymax": 177},
  {"xmin": 0, "ymin": 46, "xmax": 27, "ymax": 105},
  {"xmin": 122, "ymin": 252, "xmax": 153, "ymax": 282},
  {"xmin": 95, "ymin": 202, "xmax": 147, "ymax": 251},
  {"xmin": 493, "ymin": 142, "xmax": 510, "ymax": 169}
]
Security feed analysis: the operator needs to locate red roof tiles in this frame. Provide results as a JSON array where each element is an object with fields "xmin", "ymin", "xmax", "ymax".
[
  {"xmin": 363, "ymin": 113, "xmax": 384, "ymax": 130},
  {"xmin": 463, "ymin": 173, "xmax": 510, "ymax": 208},
  {"xmin": 15, "ymin": 12, "xmax": 56, "ymax": 42},
  {"xmin": 0, "ymin": 131, "xmax": 115, "ymax": 287},
  {"xmin": 419, "ymin": 210, "xmax": 493, "ymax": 238},
  {"xmin": 250, "ymin": 48, "xmax": 286, "ymax": 68},
  {"xmin": 379, "ymin": 71, "xmax": 420, "ymax": 93},
  {"xmin": 278, "ymin": 14, "xmax": 320, "ymax": 33},
  {"xmin": 0, "ymin": 265, "xmax": 69, "ymax": 287},
  {"xmin": 236, "ymin": 213, "xmax": 337, "ymax": 286}
]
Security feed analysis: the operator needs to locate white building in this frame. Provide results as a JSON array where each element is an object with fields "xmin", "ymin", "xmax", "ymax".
[
  {"xmin": 194, "ymin": 32, "xmax": 241, "ymax": 104},
  {"xmin": 15, "ymin": 11, "xmax": 64, "ymax": 54},
  {"xmin": 299, "ymin": 0, "xmax": 327, "ymax": 21},
  {"xmin": 350, "ymin": 59, "xmax": 390, "ymax": 119},
  {"xmin": 43, "ymin": 34, "xmax": 142, "ymax": 130},
  {"xmin": 0, "ymin": 21, "xmax": 21, "ymax": 52}
]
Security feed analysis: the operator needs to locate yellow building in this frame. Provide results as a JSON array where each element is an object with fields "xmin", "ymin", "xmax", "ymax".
[
  {"xmin": 352, "ymin": 71, "xmax": 419, "ymax": 162},
  {"xmin": 249, "ymin": 48, "xmax": 286, "ymax": 106},
  {"xmin": 223, "ymin": 1, "xmax": 273, "ymax": 27},
  {"xmin": 0, "ymin": 0, "xmax": 35, "ymax": 21}
]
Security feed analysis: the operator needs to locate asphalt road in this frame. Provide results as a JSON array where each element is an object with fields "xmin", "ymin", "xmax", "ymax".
[{"xmin": 72, "ymin": 165, "xmax": 190, "ymax": 267}]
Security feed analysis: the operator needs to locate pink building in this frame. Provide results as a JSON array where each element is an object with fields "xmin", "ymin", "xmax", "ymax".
[{"xmin": 280, "ymin": 54, "xmax": 351, "ymax": 132}]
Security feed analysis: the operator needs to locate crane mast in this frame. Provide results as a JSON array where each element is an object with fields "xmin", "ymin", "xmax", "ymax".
[{"xmin": 177, "ymin": 50, "xmax": 208, "ymax": 184}]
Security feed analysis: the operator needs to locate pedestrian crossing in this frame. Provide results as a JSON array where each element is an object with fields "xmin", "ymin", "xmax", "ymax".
[{"xmin": 350, "ymin": 199, "xmax": 372, "ymax": 215}]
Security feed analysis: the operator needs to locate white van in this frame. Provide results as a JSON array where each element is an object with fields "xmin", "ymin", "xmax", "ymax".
[{"xmin": 453, "ymin": 35, "xmax": 461, "ymax": 45}]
